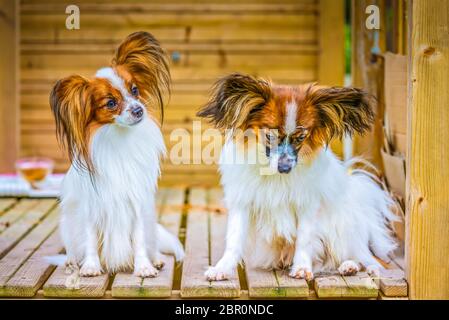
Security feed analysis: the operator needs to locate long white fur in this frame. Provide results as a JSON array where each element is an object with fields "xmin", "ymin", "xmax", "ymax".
[
  {"xmin": 52, "ymin": 68, "xmax": 184, "ymax": 277},
  {"xmin": 205, "ymin": 138, "xmax": 397, "ymax": 280}
]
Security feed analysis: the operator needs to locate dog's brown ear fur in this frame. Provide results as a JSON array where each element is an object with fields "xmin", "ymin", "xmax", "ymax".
[
  {"xmin": 197, "ymin": 73, "xmax": 272, "ymax": 130},
  {"xmin": 112, "ymin": 31, "xmax": 170, "ymax": 122},
  {"xmin": 49, "ymin": 75, "xmax": 93, "ymax": 172},
  {"xmin": 306, "ymin": 86, "xmax": 375, "ymax": 143}
]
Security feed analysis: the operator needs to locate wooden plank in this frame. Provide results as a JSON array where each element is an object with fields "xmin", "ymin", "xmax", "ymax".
[
  {"xmin": 43, "ymin": 265, "xmax": 109, "ymax": 298},
  {"xmin": 314, "ymin": 274, "xmax": 347, "ymax": 298},
  {"xmin": 0, "ymin": 199, "xmax": 38, "ymax": 233},
  {"xmin": 0, "ymin": 0, "xmax": 19, "ymax": 173},
  {"xmin": 314, "ymin": 272, "xmax": 378, "ymax": 298},
  {"xmin": 0, "ymin": 209, "xmax": 60, "ymax": 297},
  {"xmin": 379, "ymin": 269, "xmax": 407, "ymax": 297},
  {"xmin": 407, "ymin": 0, "xmax": 449, "ymax": 299},
  {"xmin": 0, "ymin": 199, "xmax": 56, "ymax": 258},
  {"xmin": 111, "ymin": 188, "xmax": 183, "ymax": 298},
  {"xmin": 0, "ymin": 199, "xmax": 18, "ymax": 214},
  {"xmin": 209, "ymin": 188, "xmax": 240, "ymax": 298},
  {"xmin": 246, "ymin": 267, "xmax": 280, "ymax": 298},
  {"xmin": 275, "ymin": 270, "xmax": 309, "ymax": 298},
  {"xmin": 111, "ymin": 254, "xmax": 174, "ymax": 298},
  {"xmin": 180, "ymin": 188, "xmax": 210, "ymax": 298}
]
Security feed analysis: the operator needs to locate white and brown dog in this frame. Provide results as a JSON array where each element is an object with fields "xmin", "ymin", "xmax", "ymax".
[
  {"xmin": 49, "ymin": 32, "xmax": 184, "ymax": 277},
  {"xmin": 198, "ymin": 73, "xmax": 397, "ymax": 281}
]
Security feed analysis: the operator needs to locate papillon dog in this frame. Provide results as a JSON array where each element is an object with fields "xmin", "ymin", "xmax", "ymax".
[
  {"xmin": 49, "ymin": 32, "xmax": 184, "ymax": 277},
  {"xmin": 198, "ymin": 73, "xmax": 397, "ymax": 281}
]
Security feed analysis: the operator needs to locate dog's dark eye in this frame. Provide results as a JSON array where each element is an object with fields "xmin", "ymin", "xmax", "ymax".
[
  {"xmin": 292, "ymin": 134, "xmax": 307, "ymax": 144},
  {"xmin": 106, "ymin": 99, "xmax": 117, "ymax": 109},
  {"xmin": 131, "ymin": 85, "xmax": 139, "ymax": 97}
]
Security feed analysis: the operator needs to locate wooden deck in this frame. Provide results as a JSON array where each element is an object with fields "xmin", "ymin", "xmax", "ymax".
[{"xmin": 0, "ymin": 187, "xmax": 408, "ymax": 299}]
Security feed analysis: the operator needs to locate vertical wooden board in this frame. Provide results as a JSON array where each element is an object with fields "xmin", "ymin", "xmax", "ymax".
[
  {"xmin": 180, "ymin": 188, "xmax": 211, "ymax": 298},
  {"xmin": 0, "ymin": 199, "xmax": 56, "ymax": 258},
  {"xmin": 1, "ymin": 226, "xmax": 63, "ymax": 297},
  {"xmin": 0, "ymin": 0, "xmax": 19, "ymax": 173},
  {"xmin": 275, "ymin": 270, "xmax": 309, "ymax": 298},
  {"xmin": 0, "ymin": 199, "xmax": 18, "ymax": 214},
  {"xmin": 0, "ymin": 208, "xmax": 59, "ymax": 296},
  {"xmin": 379, "ymin": 269, "xmax": 407, "ymax": 297},
  {"xmin": 111, "ymin": 188, "xmax": 183, "ymax": 298},
  {"xmin": 209, "ymin": 188, "xmax": 240, "ymax": 298},
  {"xmin": 43, "ymin": 266, "xmax": 109, "ymax": 298},
  {"xmin": 407, "ymin": 0, "xmax": 449, "ymax": 299}
]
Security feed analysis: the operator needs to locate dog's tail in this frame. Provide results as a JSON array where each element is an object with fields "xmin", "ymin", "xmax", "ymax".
[
  {"xmin": 157, "ymin": 223, "xmax": 185, "ymax": 262},
  {"xmin": 43, "ymin": 254, "xmax": 67, "ymax": 266}
]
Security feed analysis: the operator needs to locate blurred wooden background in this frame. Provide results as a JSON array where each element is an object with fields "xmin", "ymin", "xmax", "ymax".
[{"xmin": 17, "ymin": 0, "xmax": 344, "ymax": 185}]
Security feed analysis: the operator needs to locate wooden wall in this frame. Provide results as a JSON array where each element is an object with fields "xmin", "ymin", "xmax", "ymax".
[
  {"xmin": 0, "ymin": 0, "xmax": 19, "ymax": 173},
  {"xmin": 18, "ymin": 0, "xmax": 343, "ymax": 185}
]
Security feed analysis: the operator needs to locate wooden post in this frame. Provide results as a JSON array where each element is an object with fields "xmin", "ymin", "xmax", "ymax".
[
  {"xmin": 0, "ymin": 0, "xmax": 19, "ymax": 173},
  {"xmin": 406, "ymin": 0, "xmax": 449, "ymax": 299},
  {"xmin": 351, "ymin": 0, "xmax": 386, "ymax": 169},
  {"xmin": 319, "ymin": 0, "xmax": 345, "ymax": 157}
]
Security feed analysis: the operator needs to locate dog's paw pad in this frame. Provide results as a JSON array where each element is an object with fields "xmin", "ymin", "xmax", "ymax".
[
  {"xmin": 289, "ymin": 267, "xmax": 314, "ymax": 281},
  {"xmin": 205, "ymin": 267, "xmax": 229, "ymax": 281},
  {"xmin": 338, "ymin": 260, "xmax": 360, "ymax": 276},
  {"xmin": 134, "ymin": 265, "xmax": 159, "ymax": 278},
  {"xmin": 79, "ymin": 262, "xmax": 103, "ymax": 277}
]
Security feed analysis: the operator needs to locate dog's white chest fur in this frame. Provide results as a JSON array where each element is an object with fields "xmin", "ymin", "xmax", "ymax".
[{"xmin": 60, "ymin": 118, "xmax": 165, "ymax": 271}]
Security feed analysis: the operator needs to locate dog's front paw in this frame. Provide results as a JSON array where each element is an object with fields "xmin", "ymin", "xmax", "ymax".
[
  {"xmin": 289, "ymin": 266, "xmax": 314, "ymax": 281},
  {"xmin": 79, "ymin": 260, "xmax": 103, "ymax": 277},
  {"xmin": 64, "ymin": 259, "xmax": 78, "ymax": 275},
  {"xmin": 134, "ymin": 263, "xmax": 159, "ymax": 278},
  {"xmin": 152, "ymin": 253, "xmax": 165, "ymax": 270},
  {"xmin": 205, "ymin": 266, "xmax": 232, "ymax": 281},
  {"xmin": 338, "ymin": 260, "xmax": 360, "ymax": 276}
]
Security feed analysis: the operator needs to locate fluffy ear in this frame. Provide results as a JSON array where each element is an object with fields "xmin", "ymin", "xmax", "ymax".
[
  {"xmin": 112, "ymin": 31, "xmax": 170, "ymax": 121},
  {"xmin": 306, "ymin": 86, "xmax": 375, "ymax": 142},
  {"xmin": 49, "ymin": 75, "xmax": 93, "ymax": 172},
  {"xmin": 197, "ymin": 73, "xmax": 272, "ymax": 130}
]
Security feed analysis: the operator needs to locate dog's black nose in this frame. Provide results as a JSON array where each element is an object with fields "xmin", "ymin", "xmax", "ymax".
[
  {"xmin": 278, "ymin": 163, "xmax": 292, "ymax": 174},
  {"xmin": 131, "ymin": 106, "xmax": 144, "ymax": 119}
]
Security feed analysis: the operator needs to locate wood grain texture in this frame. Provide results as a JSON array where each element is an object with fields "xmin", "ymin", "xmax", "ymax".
[
  {"xmin": 406, "ymin": 0, "xmax": 449, "ymax": 300},
  {"xmin": 0, "ymin": 199, "xmax": 56, "ymax": 258},
  {"xmin": 314, "ymin": 272, "xmax": 378, "ymax": 298},
  {"xmin": 43, "ymin": 266, "xmax": 109, "ymax": 298},
  {"xmin": 209, "ymin": 188, "xmax": 240, "ymax": 298},
  {"xmin": 0, "ymin": 0, "xmax": 19, "ymax": 173},
  {"xmin": 0, "ymin": 199, "xmax": 38, "ymax": 233},
  {"xmin": 180, "ymin": 188, "xmax": 210, "ymax": 298},
  {"xmin": 0, "ymin": 199, "xmax": 18, "ymax": 214},
  {"xmin": 379, "ymin": 269, "xmax": 407, "ymax": 297},
  {"xmin": 0, "ymin": 210, "xmax": 61, "ymax": 297}
]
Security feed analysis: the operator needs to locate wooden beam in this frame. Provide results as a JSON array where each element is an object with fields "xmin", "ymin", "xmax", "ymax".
[
  {"xmin": 351, "ymin": 0, "xmax": 386, "ymax": 169},
  {"xmin": 319, "ymin": 0, "xmax": 345, "ymax": 157},
  {"xmin": 406, "ymin": 0, "xmax": 449, "ymax": 300},
  {"xmin": 0, "ymin": 0, "xmax": 19, "ymax": 173}
]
